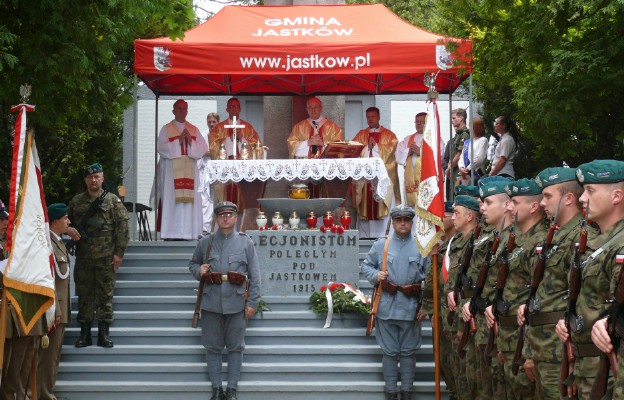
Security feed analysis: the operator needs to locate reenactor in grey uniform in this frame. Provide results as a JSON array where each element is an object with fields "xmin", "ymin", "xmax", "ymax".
[
  {"xmin": 361, "ymin": 205, "xmax": 430, "ymax": 400},
  {"xmin": 0, "ymin": 200, "xmax": 45, "ymax": 400},
  {"xmin": 461, "ymin": 178, "xmax": 512, "ymax": 399},
  {"xmin": 189, "ymin": 201, "xmax": 261, "ymax": 400},
  {"xmin": 485, "ymin": 178, "xmax": 546, "ymax": 399},
  {"xmin": 37, "ymin": 203, "xmax": 72, "ymax": 399},
  {"xmin": 558, "ymin": 160, "xmax": 624, "ymax": 397},
  {"xmin": 518, "ymin": 167, "xmax": 591, "ymax": 400},
  {"xmin": 444, "ymin": 195, "xmax": 481, "ymax": 400},
  {"xmin": 68, "ymin": 163, "xmax": 129, "ymax": 348}
]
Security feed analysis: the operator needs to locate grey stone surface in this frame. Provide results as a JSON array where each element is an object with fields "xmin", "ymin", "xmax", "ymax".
[{"xmin": 248, "ymin": 230, "xmax": 359, "ymax": 296}]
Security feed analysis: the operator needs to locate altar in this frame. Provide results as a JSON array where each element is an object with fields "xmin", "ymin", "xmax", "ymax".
[{"xmin": 206, "ymin": 157, "xmax": 390, "ymax": 211}]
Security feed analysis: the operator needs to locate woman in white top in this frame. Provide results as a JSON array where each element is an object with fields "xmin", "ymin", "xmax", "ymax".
[{"xmin": 458, "ymin": 117, "xmax": 488, "ymax": 185}]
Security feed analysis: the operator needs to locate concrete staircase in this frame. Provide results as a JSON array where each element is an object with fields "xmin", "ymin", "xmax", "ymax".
[{"xmin": 54, "ymin": 240, "xmax": 445, "ymax": 400}]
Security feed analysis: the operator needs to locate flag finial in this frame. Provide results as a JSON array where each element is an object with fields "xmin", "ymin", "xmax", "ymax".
[
  {"xmin": 424, "ymin": 72, "xmax": 439, "ymax": 99},
  {"xmin": 19, "ymin": 84, "xmax": 31, "ymax": 103}
]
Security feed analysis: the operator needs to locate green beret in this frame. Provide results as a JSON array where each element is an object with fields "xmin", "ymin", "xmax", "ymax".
[
  {"xmin": 455, "ymin": 185, "xmax": 480, "ymax": 198},
  {"xmin": 454, "ymin": 195, "xmax": 480, "ymax": 212},
  {"xmin": 84, "ymin": 163, "xmax": 103, "ymax": 177},
  {"xmin": 47, "ymin": 203, "xmax": 67, "ymax": 222},
  {"xmin": 478, "ymin": 176, "xmax": 512, "ymax": 188},
  {"xmin": 214, "ymin": 201, "xmax": 238, "ymax": 215},
  {"xmin": 479, "ymin": 182, "xmax": 509, "ymax": 199},
  {"xmin": 504, "ymin": 178, "xmax": 541, "ymax": 197},
  {"xmin": 390, "ymin": 205, "xmax": 415, "ymax": 220},
  {"xmin": 535, "ymin": 167, "xmax": 577, "ymax": 189},
  {"xmin": 576, "ymin": 160, "xmax": 624, "ymax": 185},
  {"xmin": 444, "ymin": 201, "xmax": 454, "ymax": 213}
]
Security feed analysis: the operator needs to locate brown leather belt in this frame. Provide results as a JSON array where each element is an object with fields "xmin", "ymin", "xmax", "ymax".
[
  {"xmin": 381, "ymin": 280, "xmax": 422, "ymax": 298},
  {"xmin": 529, "ymin": 311, "xmax": 564, "ymax": 326},
  {"xmin": 573, "ymin": 342, "xmax": 601, "ymax": 358},
  {"xmin": 204, "ymin": 271, "xmax": 247, "ymax": 286},
  {"xmin": 498, "ymin": 315, "xmax": 519, "ymax": 327}
]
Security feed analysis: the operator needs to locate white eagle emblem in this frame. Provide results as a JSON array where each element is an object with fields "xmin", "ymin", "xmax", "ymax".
[{"xmin": 154, "ymin": 47, "xmax": 172, "ymax": 72}]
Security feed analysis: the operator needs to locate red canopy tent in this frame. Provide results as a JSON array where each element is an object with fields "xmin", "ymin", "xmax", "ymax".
[{"xmin": 134, "ymin": 4, "xmax": 472, "ymax": 95}]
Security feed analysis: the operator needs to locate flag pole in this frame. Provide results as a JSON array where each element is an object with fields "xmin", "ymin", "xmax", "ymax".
[
  {"xmin": 0, "ymin": 289, "xmax": 8, "ymax": 385},
  {"xmin": 432, "ymin": 253, "xmax": 441, "ymax": 400}
]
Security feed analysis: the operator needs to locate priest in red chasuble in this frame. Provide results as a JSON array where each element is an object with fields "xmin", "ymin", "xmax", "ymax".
[
  {"xmin": 209, "ymin": 97, "xmax": 262, "ymax": 211},
  {"xmin": 287, "ymin": 97, "xmax": 344, "ymax": 198},
  {"xmin": 352, "ymin": 107, "xmax": 400, "ymax": 238}
]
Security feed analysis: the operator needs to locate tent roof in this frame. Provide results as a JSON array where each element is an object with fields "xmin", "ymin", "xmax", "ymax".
[{"xmin": 134, "ymin": 4, "xmax": 473, "ymax": 96}]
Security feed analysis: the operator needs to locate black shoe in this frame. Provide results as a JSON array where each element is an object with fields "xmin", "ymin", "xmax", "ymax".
[
  {"xmin": 224, "ymin": 388, "xmax": 237, "ymax": 400},
  {"xmin": 385, "ymin": 392, "xmax": 398, "ymax": 400},
  {"xmin": 75, "ymin": 323, "xmax": 92, "ymax": 347},
  {"xmin": 400, "ymin": 392, "xmax": 413, "ymax": 400},
  {"xmin": 97, "ymin": 321, "xmax": 114, "ymax": 348},
  {"xmin": 210, "ymin": 387, "xmax": 224, "ymax": 400}
]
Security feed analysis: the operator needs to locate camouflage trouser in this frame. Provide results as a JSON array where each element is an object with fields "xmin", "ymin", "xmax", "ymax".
[
  {"xmin": 501, "ymin": 351, "xmax": 536, "ymax": 400},
  {"xmin": 475, "ymin": 344, "xmax": 493, "ymax": 399},
  {"xmin": 441, "ymin": 329, "xmax": 457, "ymax": 397},
  {"xmin": 534, "ymin": 360, "xmax": 564, "ymax": 400},
  {"xmin": 449, "ymin": 333, "xmax": 471, "ymax": 400},
  {"xmin": 74, "ymin": 256, "xmax": 116, "ymax": 323},
  {"xmin": 461, "ymin": 332, "xmax": 478, "ymax": 399}
]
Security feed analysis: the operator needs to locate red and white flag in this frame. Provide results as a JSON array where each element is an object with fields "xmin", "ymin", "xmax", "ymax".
[
  {"xmin": 414, "ymin": 98, "xmax": 445, "ymax": 255},
  {"xmin": 3, "ymin": 103, "xmax": 55, "ymax": 334}
]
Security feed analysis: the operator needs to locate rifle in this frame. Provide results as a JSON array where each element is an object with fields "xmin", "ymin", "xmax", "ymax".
[
  {"xmin": 486, "ymin": 222, "xmax": 516, "ymax": 362},
  {"xmin": 66, "ymin": 189, "xmax": 109, "ymax": 254},
  {"xmin": 192, "ymin": 235, "xmax": 215, "ymax": 328},
  {"xmin": 590, "ymin": 247, "xmax": 624, "ymax": 398},
  {"xmin": 448, "ymin": 220, "xmax": 482, "ymax": 326},
  {"xmin": 366, "ymin": 219, "xmax": 393, "ymax": 336},
  {"xmin": 458, "ymin": 225, "xmax": 502, "ymax": 359},
  {"xmin": 560, "ymin": 218, "xmax": 588, "ymax": 397},
  {"xmin": 512, "ymin": 212, "xmax": 558, "ymax": 375}
]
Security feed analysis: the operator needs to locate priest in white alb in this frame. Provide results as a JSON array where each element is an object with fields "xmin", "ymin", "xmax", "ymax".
[{"xmin": 153, "ymin": 99, "xmax": 208, "ymax": 240}]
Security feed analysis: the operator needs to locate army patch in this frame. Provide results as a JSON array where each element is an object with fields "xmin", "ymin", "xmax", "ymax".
[
  {"xmin": 535, "ymin": 246, "xmax": 542, "ymax": 254},
  {"xmin": 616, "ymin": 255, "xmax": 624, "ymax": 264}
]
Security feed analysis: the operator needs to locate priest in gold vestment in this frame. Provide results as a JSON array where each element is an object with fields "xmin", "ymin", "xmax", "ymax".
[
  {"xmin": 352, "ymin": 107, "xmax": 400, "ymax": 238},
  {"xmin": 209, "ymin": 97, "xmax": 262, "ymax": 211}
]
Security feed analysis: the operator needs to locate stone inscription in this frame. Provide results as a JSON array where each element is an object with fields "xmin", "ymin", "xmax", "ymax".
[{"xmin": 248, "ymin": 230, "xmax": 360, "ymax": 296}]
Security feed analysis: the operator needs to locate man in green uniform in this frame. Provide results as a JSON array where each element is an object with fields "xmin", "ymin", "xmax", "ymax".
[
  {"xmin": 484, "ymin": 178, "xmax": 547, "ymax": 399},
  {"xmin": 443, "ymin": 195, "xmax": 481, "ymax": 400},
  {"xmin": 68, "ymin": 163, "xmax": 129, "ymax": 348},
  {"xmin": 560, "ymin": 160, "xmax": 624, "ymax": 398},
  {"xmin": 518, "ymin": 167, "xmax": 591, "ymax": 400}
]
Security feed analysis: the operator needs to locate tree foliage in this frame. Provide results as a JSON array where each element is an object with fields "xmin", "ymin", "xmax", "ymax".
[
  {"xmin": 0, "ymin": 0, "xmax": 196, "ymax": 204},
  {"xmin": 353, "ymin": 0, "xmax": 624, "ymax": 176}
]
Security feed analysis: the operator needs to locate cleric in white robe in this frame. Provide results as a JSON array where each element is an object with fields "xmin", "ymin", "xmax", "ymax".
[{"xmin": 152, "ymin": 100, "xmax": 208, "ymax": 240}]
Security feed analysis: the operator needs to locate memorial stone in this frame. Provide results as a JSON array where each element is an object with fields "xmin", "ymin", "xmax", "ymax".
[{"xmin": 248, "ymin": 230, "xmax": 359, "ymax": 296}]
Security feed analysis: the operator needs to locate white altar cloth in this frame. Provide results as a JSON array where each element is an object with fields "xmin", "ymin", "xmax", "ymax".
[{"xmin": 206, "ymin": 158, "xmax": 389, "ymax": 199}]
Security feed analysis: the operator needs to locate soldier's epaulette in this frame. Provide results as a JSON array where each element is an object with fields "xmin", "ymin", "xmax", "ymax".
[{"xmin": 239, "ymin": 232, "xmax": 252, "ymax": 240}]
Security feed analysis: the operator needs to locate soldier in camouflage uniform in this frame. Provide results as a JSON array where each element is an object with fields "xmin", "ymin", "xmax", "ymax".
[
  {"xmin": 461, "ymin": 178, "xmax": 513, "ymax": 399},
  {"xmin": 68, "ymin": 163, "xmax": 129, "ymax": 348},
  {"xmin": 517, "ymin": 167, "xmax": 591, "ymax": 400},
  {"xmin": 566, "ymin": 160, "xmax": 624, "ymax": 398},
  {"xmin": 421, "ymin": 201, "xmax": 457, "ymax": 399},
  {"xmin": 446, "ymin": 109, "xmax": 470, "ymax": 187},
  {"xmin": 444, "ymin": 195, "xmax": 481, "ymax": 400},
  {"xmin": 484, "ymin": 178, "xmax": 547, "ymax": 399}
]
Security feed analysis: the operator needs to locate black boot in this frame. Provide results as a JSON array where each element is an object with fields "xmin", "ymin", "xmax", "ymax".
[
  {"xmin": 209, "ymin": 387, "xmax": 224, "ymax": 400},
  {"xmin": 75, "ymin": 322, "xmax": 92, "ymax": 347},
  {"xmin": 97, "ymin": 321, "xmax": 114, "ymax": 348},
  {"xmin": 224, "ymin": 388, "xmax": 238, "ymax": 400},
  {"xmin": 400, "ymin": 392, "xmax": 413, "ymax": 400},
  {"xmin": 385, "ymin": 392, "xmax": 398, "ymax": 400}
]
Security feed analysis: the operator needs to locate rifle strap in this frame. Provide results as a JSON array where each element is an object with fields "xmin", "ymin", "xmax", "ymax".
[
  {"xmin": 585, "ymin": 227, "xmax": 624, "ymax": 265},
  {"xmin": 381, "ymin": 237, "xmax": 390, "ymax": 274},
  {"xmin": 203, "ymin": 235, "xmax": 215, "ymax": 266}
]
